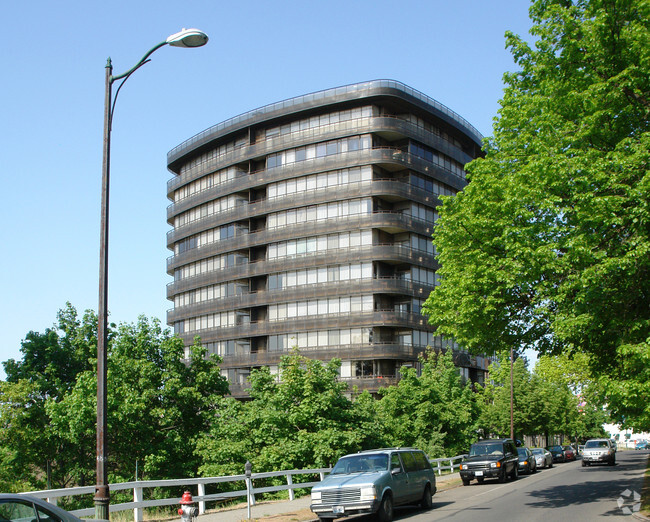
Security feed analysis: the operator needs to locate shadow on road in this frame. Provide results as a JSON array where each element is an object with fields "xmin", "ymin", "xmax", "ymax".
[{"xmin": 525, "ymin": 452, "xmax": 646, "ymax": 511}]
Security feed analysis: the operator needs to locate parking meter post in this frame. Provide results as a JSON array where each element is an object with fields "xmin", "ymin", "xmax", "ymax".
[{"xmin": 245, "ymin": 460, "xmax": 252, "ymax": 520}]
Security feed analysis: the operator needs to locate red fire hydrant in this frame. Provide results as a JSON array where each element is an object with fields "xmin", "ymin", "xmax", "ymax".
[{"xmin": 178, "ymin": 491, "xmax": 198, "ymax": 522}]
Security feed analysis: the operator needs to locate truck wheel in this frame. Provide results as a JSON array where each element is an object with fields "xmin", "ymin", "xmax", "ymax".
[
  {"xmin": 582, "ymin": 460, "xmax": 587, "ymax": 467},
  {"xmin": 511, "ymin": 466, "xmax": 519, "ymax": 481},
  {"xmin": 420, "ymin": 484, "xmax": 433, "ymax": 509},
  {"xmin": 377, "ymin": 493, "xmax": 393, "ymax": 522},
  {"xmin": 462, "ymin": 478, "xmax": 470, "ymax": 486},
  {"xmin": 498, "ymin": 470, "xmax": 507, "ymax": 483}
]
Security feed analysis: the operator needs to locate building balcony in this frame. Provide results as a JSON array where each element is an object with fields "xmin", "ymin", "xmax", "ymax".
[
  {"xmin": 176, "ymin": 310, "xmax": 433, "ymax": 346},
  {"xmin": 167, "ymin": 177, "xmax": 442, "ymax": 233},
  {"xmin": 166, "ymin": 211, "xmax": 434, "ymax": 269},
  {"xmin": 167, "ymin": 277, "xmax": 435, "ymax": 321},
  {"xmin": 166, "ymin": 80, "xmax": 482, "ymax": 173},
  {"xmin": 166, "ymin": 243, "xmax": 437, "ymax": 290},
  {"xmin": 167, "ymin": 145, "xmax": 467, "ymax": 201}
]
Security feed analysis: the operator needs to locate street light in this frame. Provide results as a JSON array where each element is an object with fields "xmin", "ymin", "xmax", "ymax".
[{"xmin": 96, "ymin": 28, "xmax": 208, "ymax": 521}]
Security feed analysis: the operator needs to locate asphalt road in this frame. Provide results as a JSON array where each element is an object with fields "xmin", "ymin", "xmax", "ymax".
[{"xmin": 378, "ymin": 450, "xmax": 648, "ymax": 521}]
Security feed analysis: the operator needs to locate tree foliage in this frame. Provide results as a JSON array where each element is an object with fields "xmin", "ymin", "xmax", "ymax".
[
  {"xmin": 0, "ymin": 303, "xmax": 97, "ymax": 490},
  {"xmin": 422, "ymin": 0, "xmax": 649, "ymax": 430},
  {"xmin": 0, "ymin": 305, "xmax": 228, "ymax": 492},
  {"xmin": 196, "ymin": 351, "xmax": 366, "ymax": 477},
  {"xmin": 1, "ymin": 305, "xmax": 605, "ymax": 495},
  {"xmin": 375, "ymin": 350, "xmax": 478, "ymax": 457},
  {"xmin": 478, "ymin": 352, "xmax": 606, "ymax": 444}
]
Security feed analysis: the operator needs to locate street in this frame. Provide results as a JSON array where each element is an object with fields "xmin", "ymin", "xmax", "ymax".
[{"xmin": 386, "ymin": 450, "xmax": 647, "ymax": 521}]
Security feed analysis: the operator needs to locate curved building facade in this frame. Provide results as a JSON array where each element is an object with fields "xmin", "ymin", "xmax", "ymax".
[{"xmin": 166, "ymin": 80, "xmax": 489, "ymax": 397}]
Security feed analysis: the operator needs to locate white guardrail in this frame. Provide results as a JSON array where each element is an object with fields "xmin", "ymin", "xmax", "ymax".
[{"xmin": 25, "ymin": 455, "xmax": 467, "ymax": 521}]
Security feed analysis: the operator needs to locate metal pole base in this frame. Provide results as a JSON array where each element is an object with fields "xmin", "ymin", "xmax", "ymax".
[{"xmin": 94, "ymin": 485, "xmax": 110, "ymax": 521}]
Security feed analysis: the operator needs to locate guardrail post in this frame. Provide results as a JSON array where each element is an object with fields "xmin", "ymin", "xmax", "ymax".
[
  {"xmin": 197, "ymin": 483, "xmax": 206, "ymax": 515},
  {"xmin": 287, "ymin": 473, "xmax": 294, "ymax": 501},
  {"xmin": 437, "ymin": 460, "xmax": 442, "ymax": 475},
  {"xmin": 133, "ymin": 485, "xmax": 143, "ymax": 522}
]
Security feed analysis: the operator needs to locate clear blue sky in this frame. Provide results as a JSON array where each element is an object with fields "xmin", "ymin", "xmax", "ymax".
[{"xmin": 0, "ymin": 0, "xmax": 534, "ymax": 376}]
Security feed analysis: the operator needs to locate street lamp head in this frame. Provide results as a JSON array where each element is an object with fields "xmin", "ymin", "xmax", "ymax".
[{"xmin": 166, "ymin": 28, "xmax": 209, "ymax": 48}]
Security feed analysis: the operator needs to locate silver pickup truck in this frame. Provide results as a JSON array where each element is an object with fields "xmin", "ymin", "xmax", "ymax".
[{"xmin": 582, "ymin": 438, "xmax": 616, "ymax": 466}]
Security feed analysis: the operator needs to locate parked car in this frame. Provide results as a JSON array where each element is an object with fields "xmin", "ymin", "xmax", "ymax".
[
  {"xmin": 547, "ymin": 445, "xmax": 566, "ymax": 463},
  {"xmin": 310, "ymin": 447, "xmax": 436, "ymax": 521},
  {"xmin": 459, "ymin": 438, "xmax": 519, "ymax": 485},
  {"xmin": 582, "ymin": 438, "xmax": 616, "ymax": 466},
  {"xmin": 517, "ymin": 447, "xmax": 537, "ymax": 474},
  {"xmin": 563, "ymin": 445, "xmax": 577, "ymax": 461},
  {"xmin": 636, "ymin": 440, "xmax": 648, "ymax": 450},
  {"xmin": 531, "ymin": 447, "xmax": 553, "ymax": 469},
  {"xmin": 0, "ymin": 494, "xmax": 82, "ymax": 522}
]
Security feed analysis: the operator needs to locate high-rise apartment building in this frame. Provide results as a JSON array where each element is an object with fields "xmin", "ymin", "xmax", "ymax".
[{"xmin": 166, "ymin": 80, "xmax": 489, "ymax": 397}]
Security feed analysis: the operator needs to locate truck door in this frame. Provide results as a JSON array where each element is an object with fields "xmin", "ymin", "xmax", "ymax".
[{"xmin": 389, "ymin": 452, "xmax": 411, "ymax": 504}]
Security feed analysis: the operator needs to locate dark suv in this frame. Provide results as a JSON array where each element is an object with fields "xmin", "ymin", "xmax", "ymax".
[{"xmin": 459, "ymin": 439, "xmax": 519, "ymax": 485}]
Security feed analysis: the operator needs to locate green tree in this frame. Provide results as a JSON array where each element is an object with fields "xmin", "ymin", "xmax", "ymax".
[
  {"xmin": 533, "ymin": 354, "xmax": 607, "ymax": 442},
  {"xmin": 196, "ymin": 351, "xmax": 366, "ymax": 477},
  {"xmin": 376, "ymin": 350, "xmax": 478, "ymax": 457},
  {"xmin": 0, "ymin": 305, "xmax": 228, "ymax": 493},
  {"xmin": 477, "ymin": 353, "xmax": 536, "ymax": 440},
  {"xmin": 0, "ymin": 304, "xmax": 97, "ymax": 490},
  {"xmin": 422, "ymin": 0, "xmax": 650, "ymax": 430},
  {"xmin": 47, "ymin": 323, "xmax": 229, "ymax": 484}
]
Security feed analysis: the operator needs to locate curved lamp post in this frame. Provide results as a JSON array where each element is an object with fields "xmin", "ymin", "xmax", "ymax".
[{"xmin": 96, "ymin": 28, "xmax": 208, "ymax": 521}]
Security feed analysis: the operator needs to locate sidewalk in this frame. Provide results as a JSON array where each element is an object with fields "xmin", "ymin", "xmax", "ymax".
[{"xmin": 194, "ymin": 472, "xmax": 462, "ymax": 522}]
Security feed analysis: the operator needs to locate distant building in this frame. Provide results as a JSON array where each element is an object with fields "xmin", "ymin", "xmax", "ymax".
[
  {"xmin": 604, "ymin": 423, "xmax": 650, "ymax": 448},
  {"xmin": 166, "ymin": 80, "xmax": 488, "ymax": 397}
]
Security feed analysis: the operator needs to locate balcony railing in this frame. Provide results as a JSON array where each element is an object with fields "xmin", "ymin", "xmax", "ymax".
[
  {"xmin": 166, "ymin": 277, "xmax": 435, "ymax": 320},
  {"xmin": 175, "ymin": 310, "xmax": 432, "ymax": 345},
  {"xmin": 166, "ymin": 210, "xmax": 436, "ymax": 270},
  {"xmin": 166, "ymin": 243, "xmax": 437, "ymax": 290},
  {"xmin": 167, "ymin": 144, "xmax": 467, "ymax": 197},
  {"xmin": 167, "ymin": 79, "xmax": 483, "ymax": 164}
]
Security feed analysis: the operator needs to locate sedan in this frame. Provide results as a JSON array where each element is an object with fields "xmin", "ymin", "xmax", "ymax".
[
  {"xmin": 0, "ymin": 494, "xmax": 82, "ymax": 522},
  {"xmin": 517, "ymin": 447, "xmax": 537, "ymax": 474},
  {"xmin": 636, "ymin": 440, "xmax": 648, "ymax": 450},
  {"xmin": 531, "ymin": 447, "xmax": 553, "ymax": 469},
  {"xmin": 563, "ymin": 445, "xmax": 577, "ymax": 461},
  {"xmin": 547, "ymin": 445, "xmax": 566, "ymax": 463}
]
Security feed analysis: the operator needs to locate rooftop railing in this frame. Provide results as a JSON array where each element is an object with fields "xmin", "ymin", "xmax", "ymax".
[{"xmin": 167, "ymin": 80, "xmax": 484, "ymax": 164}]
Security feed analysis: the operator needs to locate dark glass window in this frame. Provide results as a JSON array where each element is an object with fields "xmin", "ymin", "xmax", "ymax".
[
  {"xmin": 391, "ymin": 453, "xmax": 403, "ymax": 472},
  {"xmin": 355, "ymin": 360, "xmax": 372, "ymax": 377},
  {"xmin": 413, "ymin": 451, "xmax": 431, "ymax": 470},
  {"xmin": 401, "ymin": 452, "xmax": 418, "ymax": 472}
]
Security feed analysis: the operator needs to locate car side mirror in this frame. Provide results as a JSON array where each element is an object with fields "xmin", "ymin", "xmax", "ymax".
[{"xmin": 392, "ymin": 467, "xmax": 402, "ymax": 475}]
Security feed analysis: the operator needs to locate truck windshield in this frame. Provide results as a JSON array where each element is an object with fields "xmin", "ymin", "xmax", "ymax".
[
  {"xmin": 585, "ymin": 440, "xmax": 609, "ymax": 448},
  {"xmin": 331, "ymin": 455, "xmax": 389, "ymax": 474},
  {"xmin": 470, "ymin": 443, "xmax": 503, "ymax": 456}
]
